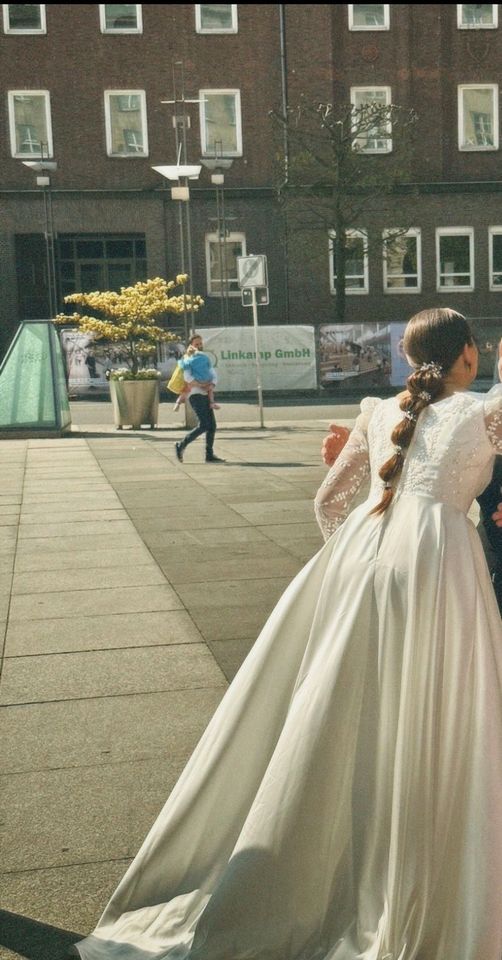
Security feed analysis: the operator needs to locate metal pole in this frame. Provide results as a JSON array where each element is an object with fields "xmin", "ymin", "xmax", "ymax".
[
  {"xmin": 216, "ymin": 185, "xmax": 225, "ymax": 324},
  {"xmin": 251, "ymin": 287, "xmax": 265, "ymax": 428},
  {"xmin": 220, "ymin": 184, "xmax": 230, "ymax": 324},
  {"xmin": 46, "ymin": 180, "xmax": 58, "ymax": 318}
]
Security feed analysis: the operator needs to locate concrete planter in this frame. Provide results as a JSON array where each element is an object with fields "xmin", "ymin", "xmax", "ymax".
[{"xmin": 110, "ymin": 379, "xmax": 159, "ymax": 430}]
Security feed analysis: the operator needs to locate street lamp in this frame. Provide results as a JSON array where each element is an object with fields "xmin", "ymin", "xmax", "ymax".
[
  {"xmin": 22, "ymin": 157, "xmax": 58, "ymax": 317},
  {"xmin": 151, "ymin": 162, "xmax": 201, "ymax": 344},
  {"xmin": 200, "ymin": 155, "xmax": 234, "ymax": 324}
]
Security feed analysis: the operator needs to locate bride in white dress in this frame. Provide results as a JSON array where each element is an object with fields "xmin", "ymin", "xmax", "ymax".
[{"xmin": 73, "ymin": 308, "xmax": 502, "ymax": 960}]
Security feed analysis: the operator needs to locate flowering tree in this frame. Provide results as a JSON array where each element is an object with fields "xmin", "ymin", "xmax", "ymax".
[{"xmin": 55, "ymin": 275, "xmax": 204, "ymax": 376}]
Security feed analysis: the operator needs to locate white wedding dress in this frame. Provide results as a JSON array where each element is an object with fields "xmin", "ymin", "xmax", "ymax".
[{"xmin": 75, "ymin": 388, "xmax": 502, "ymax": 960}]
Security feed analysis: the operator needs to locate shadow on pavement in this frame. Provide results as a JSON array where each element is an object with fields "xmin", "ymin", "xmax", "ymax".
[{"xmin": 0, "ymin": 910, "xmax": 82, "ymax": 960}]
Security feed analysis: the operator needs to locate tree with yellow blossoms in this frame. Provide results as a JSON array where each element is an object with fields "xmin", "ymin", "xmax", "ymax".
[{"xmin": 55, "ymin": 276, "xmax": 204, "ymax": 376}]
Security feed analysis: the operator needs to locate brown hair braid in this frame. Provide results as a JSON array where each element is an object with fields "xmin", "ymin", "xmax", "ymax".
[{"xmin": 370, "ymin": 308, "xmax": 474, "ymax": 516}]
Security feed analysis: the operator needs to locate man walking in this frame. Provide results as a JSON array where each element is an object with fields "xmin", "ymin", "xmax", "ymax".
[{"xmin": 174, "ymin": 334, "xmax": 225, "ymax": 464}]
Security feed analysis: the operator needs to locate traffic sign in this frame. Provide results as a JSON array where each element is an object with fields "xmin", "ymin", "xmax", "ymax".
[
  {"xmin": 237, "ymin": 254, "xmax": 268, "ymax": 288},
  {"xmin": 241, "ymin": 286, "xmax": 269, "ymax": 307}
]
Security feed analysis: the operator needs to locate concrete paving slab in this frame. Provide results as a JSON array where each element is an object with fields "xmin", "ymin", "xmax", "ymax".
[
  {"xmin": 156, "ymin": 553, "xmax": 302, "ymax": 585},
  {"xmin": 15, "ymin": 532, "xmax": 144, "ymax": 556},
  {"xmin": 0, "ymin": 687, "xmax": 226, "ymax": 774},
  {"xmin": 17, "ymin": 519, "xmax": 134, "ymax": 540},
  {"xmin": 207, "ymin": 637, "xmax": 256, "ymax": 681},
  {"xmin": 5, "ymin": 609, "xmax": 204, "ymax": 657},
  {"xmin": 128, "ymin": 508, "xmax": 249, "ymax": 532},
  {"xmin": 188, "ymin": 604, "xmax": 273, "ymax": 642},
  {"xmin": 14, "ymin": 545, "xmax": 153, "ymax": 573},
  {"xmin": 19, "ymin": 509, "xmax": 128, "ymax": 526},
  {"xmin": 8, "ymin": 583, "xmax": 183, "ymax": 622},
  {"xmin": 0, "ymin": 859, "xmax": 129, "ymax": 937},
  {"xmin": 0, "ymin": 642, "xmax": 225, "ymax": 704},
  {"xmin": 20, "ymin": 495, "xmax": 122, "ymax": 512},
  {"xmin": 11, "ymin": 563, "xmax": 166, "ymax": 595},
  {"xmin": 1, "ymin": 757, "xmax": 187, "ymax": 871},
  {"xmin": 227, "ymin": 499, "xmax": 314, "ymax": 525},
  {"xmin": 140, "ymin": 526, "xmax": 267, "ymax": 549},
  {"xmin": 0, "ymin": 503, "xmax": 21, "ymax": 515},
  {"xmin": 259, "ymin": 520, "xmax": 322, "ymax": 543}
]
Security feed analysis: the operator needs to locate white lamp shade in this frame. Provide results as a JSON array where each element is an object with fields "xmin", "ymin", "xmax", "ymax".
[
  {"xmin": 171, "ymin": 185, "xmax": 190, "ymax": 201},
  {"xmin": 152, "ymin": 164, "xmax": 201, "ymax": 181}
]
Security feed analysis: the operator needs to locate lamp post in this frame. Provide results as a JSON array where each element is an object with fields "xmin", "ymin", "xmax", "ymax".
[
  {"xmin": 152, "ymin": 162, "xmax": 201, "ymax": 345},
  {"xmin": 158, "ymin": 61, "xmax": 205, "ymax": 342},
  {"xmin": 22, "ymin": 157, "xmax": 58, "ymax": 317},
  {"xmin": 200, "ymin": 154, "xmax": 234, "ymax": 325}
]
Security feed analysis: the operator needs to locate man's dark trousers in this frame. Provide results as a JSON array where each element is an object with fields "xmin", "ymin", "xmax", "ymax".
[
  {"xmin": 181, "ymin": 394, "xmax": 216, "ymax": 458},
  {"xmin": 477, "ymin": 455, "xmax": 502, "ymax": 615}
]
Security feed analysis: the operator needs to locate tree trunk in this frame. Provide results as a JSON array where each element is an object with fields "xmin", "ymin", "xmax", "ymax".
[{"xmin": 334, "ymin": 219, "xmax": 346, "ymax": 324}]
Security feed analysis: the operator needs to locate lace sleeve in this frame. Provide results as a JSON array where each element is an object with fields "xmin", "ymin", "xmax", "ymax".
[
  {"xmin": 484, "ymin": 384, "xmax": 502, "ymax": 453},
  {"xmin": 314, "ymin": 397, "xmax": 380, "ymax": 541}
]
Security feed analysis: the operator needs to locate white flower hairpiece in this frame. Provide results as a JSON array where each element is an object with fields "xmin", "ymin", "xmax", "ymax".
[
  {"xmin": 418, "ymin": 390, "xmax": 432, "ymax": 401},
  {"xmin": 418, "ymin": 361, "xmax": 443, "ymax": 376}
]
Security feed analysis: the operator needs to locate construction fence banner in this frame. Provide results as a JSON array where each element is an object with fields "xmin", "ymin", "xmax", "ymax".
[
  {"xmin": 320, "ymin": 318, "xmax": 500, "ymax": 391},
  {"xmin": 200, "ymin": 325, "xmax": 317, "ymax": 391}
]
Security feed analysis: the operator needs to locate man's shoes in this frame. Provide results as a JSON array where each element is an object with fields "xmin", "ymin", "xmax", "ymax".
[
  {"xmin": 174, "ymin": 442, "xmax": 184, "ymax": 462},
  {"xmin": 206, "ymin": 454, "xmax": 225, "ymax": 463}
]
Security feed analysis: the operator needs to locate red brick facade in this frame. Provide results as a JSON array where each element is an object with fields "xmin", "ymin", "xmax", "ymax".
[{"xmin": 0, "ymin": 4, "xmax": 501, "ymax": 353}]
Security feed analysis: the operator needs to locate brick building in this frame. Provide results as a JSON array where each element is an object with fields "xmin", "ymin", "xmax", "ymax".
[{"xmin": 0, "ymin": 3, "xmax": 501, "ymax": 357}]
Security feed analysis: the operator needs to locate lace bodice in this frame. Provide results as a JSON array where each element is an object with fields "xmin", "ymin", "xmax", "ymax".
[{"xmin": 315, "ymin": 387, "xmax": 502, "ymax": 541}]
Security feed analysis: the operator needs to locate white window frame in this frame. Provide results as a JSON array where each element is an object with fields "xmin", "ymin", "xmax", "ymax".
[
  {"xmin": 200, "ymin": 88, "xmax": 242, "ymax": 157},
  {"xmin": 195, "ymin": 3, "xmax": 238, "ymax": 33},
  {"xmin": 383, "ymin": 228, "xmax": 422, "ymax": 294},
  {"xmin": 8, "ymin": 89, "xmax": 52, "ymax": 157},
  {"xmin": 350, "ymin": 86, "xmax": 392, "ymax": 153},
  {"xmin": 348, "ymin": 3, "xmax": 390, "ymax": 30},
  {"xmin": 104, "ymin": 90, "xmax": 148, "ymax": 157},
  {"xmin": 205, "ymin": 231, "xmax": 247, "ymax": 297},
  {"xmin": 457, "ymin": 4, "xmax": 498, "ymax": 28},
  {"xmin": 436, "ymin": 227, "xmax": 475, "ymax": 292},
  {"xmin": 329, "ymin": 229, "xmax": 369, "ymax": 295},
  {"xmin": 458, "ymin": 83, "xmax": 499, "ymax": 151},
  {"xmin": 3, "ymin": 3, "xmax": 46, "ymax": 33},
  {"xmin": 99, "ymin": 4, "xmax": 142, "ymax": 33},
  {"xmin": 488, "ymin": 226, "xmax": 502, "ymax": 289}
]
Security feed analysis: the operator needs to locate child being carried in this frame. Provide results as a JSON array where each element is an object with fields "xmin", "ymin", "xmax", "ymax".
[{"xmin": 173, "ymin": 344, "xmax": 220, "ymax": 411}]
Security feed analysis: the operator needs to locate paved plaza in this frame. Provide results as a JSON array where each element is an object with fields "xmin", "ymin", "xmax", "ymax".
[{"xmin": 0, "ymin": 397, "xmax": 362, "ymax": 960}]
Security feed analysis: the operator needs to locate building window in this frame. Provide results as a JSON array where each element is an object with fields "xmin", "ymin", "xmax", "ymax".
[
  {"xmin": 99, "ymin": 4, "xmax": 142, "ymax": 33},
  {"xmin": 57, "ymin": 234, "xmax": 147, "ymax": 299},
  {"xmin": 329, "ymin": 230, "xmax": 369, "ymax": 294},
  {"xmin": 104, "ymin": 90, "xmax": 148, "ymax": 156},
  {"xmin": 205, "ymin": 232, "xmax": 246, "ymax": 296},
  {"xmin": 436, "ymin": 228, "xmax": 474, "ymax": 291},
  {"xmin": 8, "ymin": 90, "xmax": 52, "ymax": 157},
  {"xmin": 3, "ymin": 4, "xmax": 46, "ymax": 32},
  {"xmin": 200, "ymin": 89, "xmax": 242, "ymax": 156},
  {"xmin": 348, "ymin": 4, "xmax": 389, "ymax": 30},
  {"xmin": 457, "ymin": 4, "xmax": 498, "ymax": 27},
  {"xmin": 195, "ymin": 4, "xmax": 237, "ymax": 33},
  {"xmin": 383, "ymin": 229, "xmax": 421, "ymax": 292},
  {"xmin": 489, "ymin": 227, "xmax": 502, "ymax": 288},
  {"xmin": 351, "ymin": 87, "xmax": 392, "ymax": 152},
  {"xmin": 458, "ymin": 84, "xmax": 498, "ymax": 149}
]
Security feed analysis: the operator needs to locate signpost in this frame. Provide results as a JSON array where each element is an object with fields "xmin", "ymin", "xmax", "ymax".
[{"xmin": 237, "ymin": 255, "xmax": 268, "ymax": 428}]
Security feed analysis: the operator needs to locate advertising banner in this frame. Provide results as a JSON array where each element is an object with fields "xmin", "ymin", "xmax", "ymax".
[
  {"xmin": 200, "ymin": 325, "xmax": 317, "ymax": 391},
  {"xmin": 60, "ymin": 330, "xmax": 185, "ymax": 396},
  {"xmin": 320, "ymin": 323, "xmax": 399, "ymax": 391}
]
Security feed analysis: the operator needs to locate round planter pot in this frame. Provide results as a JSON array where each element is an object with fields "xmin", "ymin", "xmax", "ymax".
[{"xmin": 110, "ymin": 379, "xmax": 159, "ymax": 429}]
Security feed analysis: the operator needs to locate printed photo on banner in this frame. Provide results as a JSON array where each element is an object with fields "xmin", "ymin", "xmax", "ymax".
[
  {"xmin": 60, "ymin": 329, "xmax": 186, "ymax": 396},
  {"xmin": 319, "ymin": 323, "xmax": 399, "ymax": 392}
]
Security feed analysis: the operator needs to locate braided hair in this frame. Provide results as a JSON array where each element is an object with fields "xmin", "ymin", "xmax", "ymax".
[{"xmin": 370, "ymin": 308, "xmax": 475, "ymax": 516}]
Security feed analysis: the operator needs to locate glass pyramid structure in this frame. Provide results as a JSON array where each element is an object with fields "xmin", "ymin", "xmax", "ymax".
[{"xmin": 0, "ymin": 320, "xmax": 71, "ymax": 433}]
